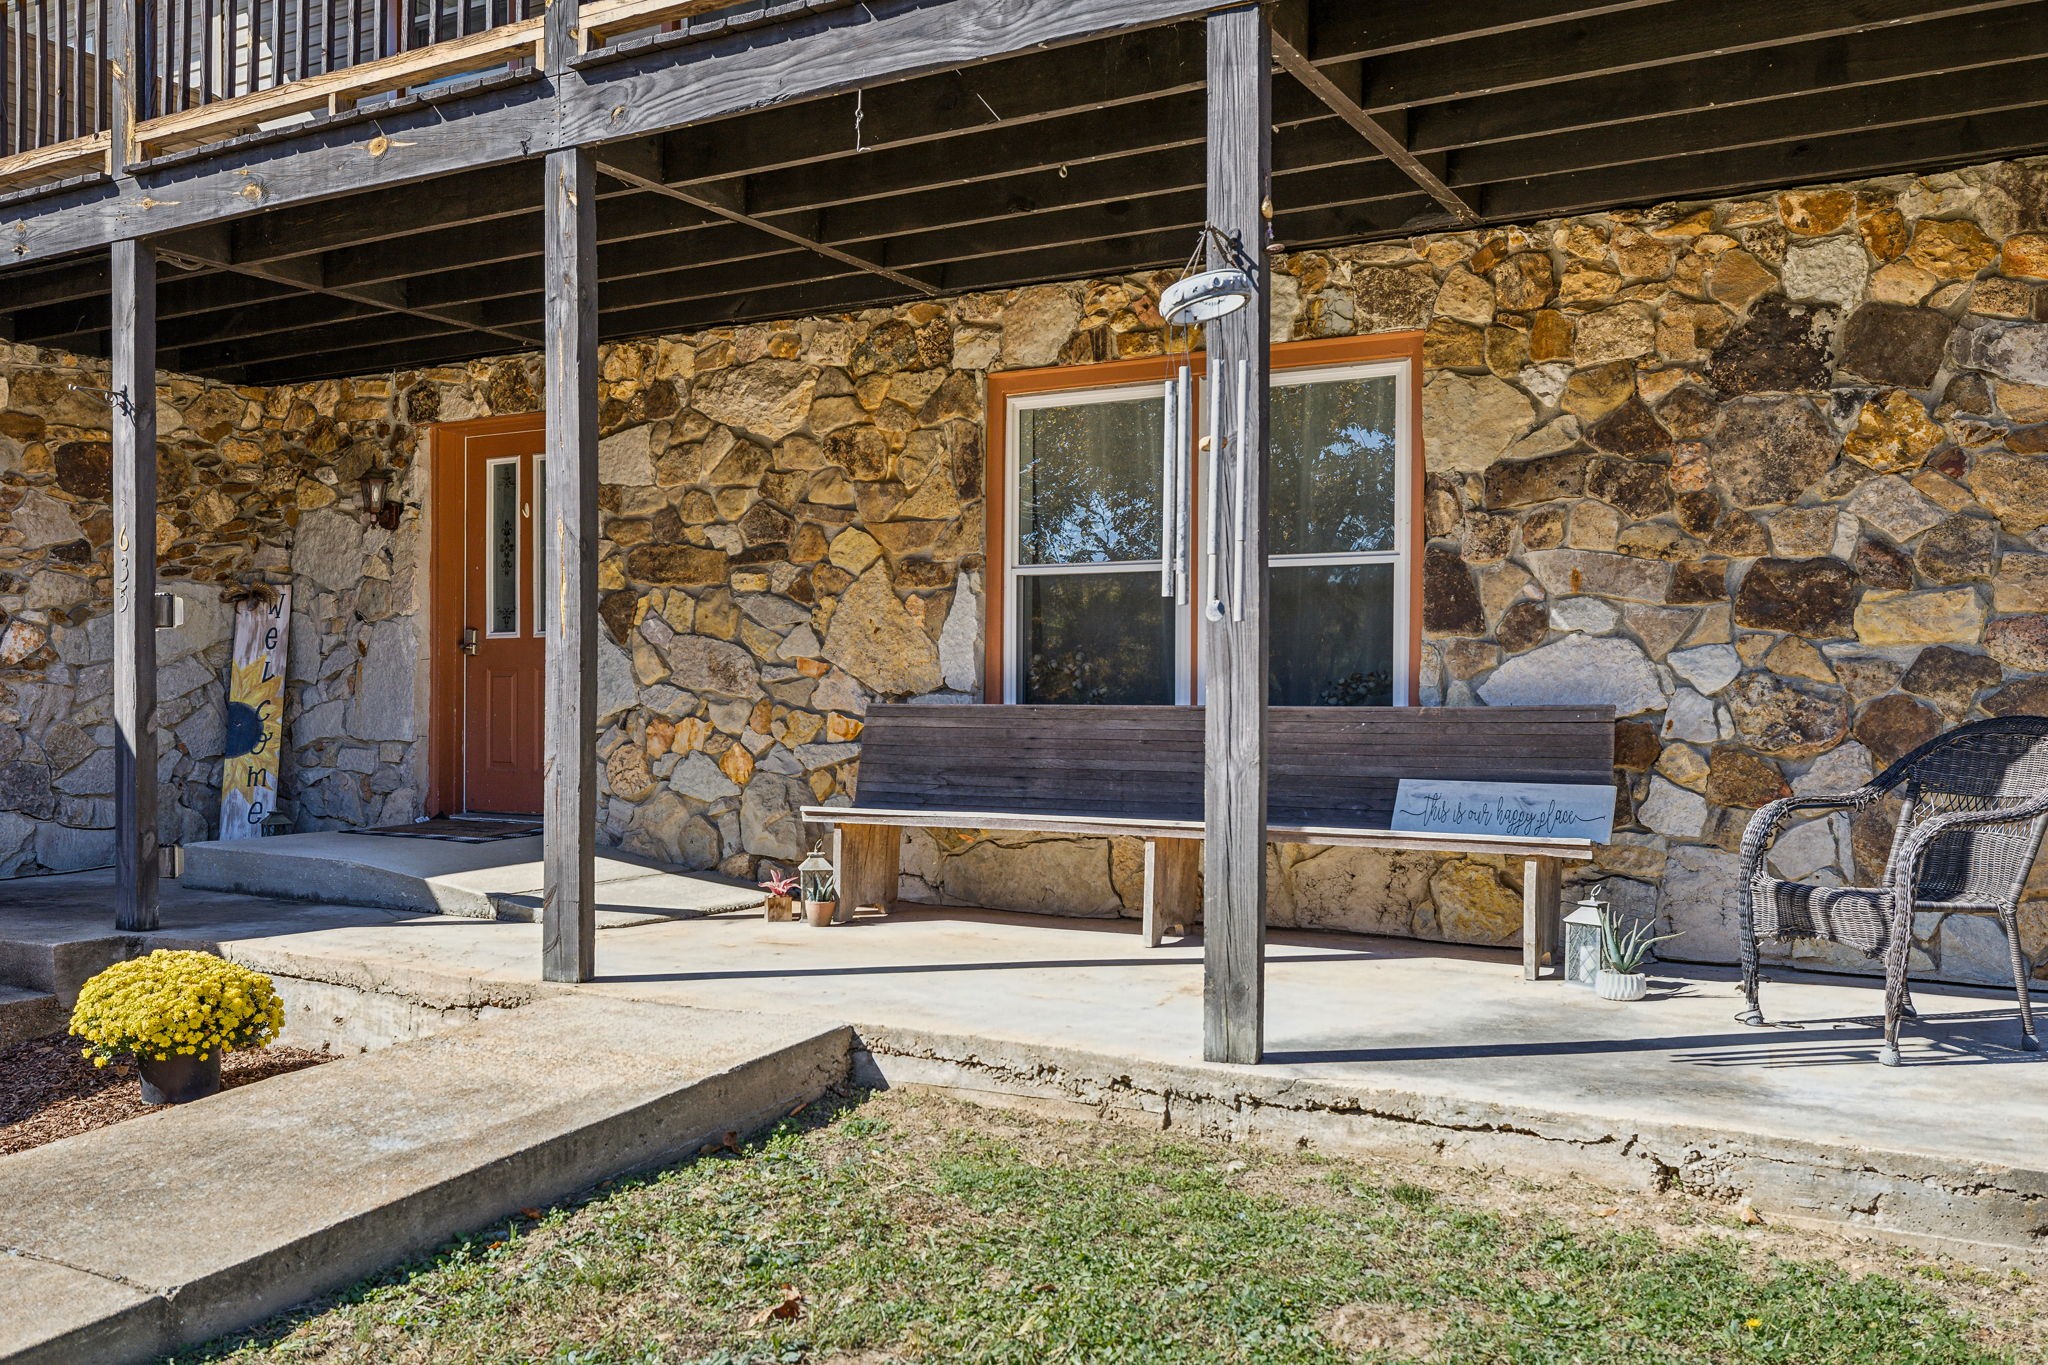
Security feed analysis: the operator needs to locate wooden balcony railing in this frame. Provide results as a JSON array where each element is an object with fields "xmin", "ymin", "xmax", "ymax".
[
  {"xmin": 0, "ymin": 0, "xmax": 114, "ymax": 183},
  {"xmin": 0, "ymin": 0, "xmax": 770, "ymax": 193},
  {"xmin": 137, "ymin": 0, "xmax": 541, "ymax": 155}
]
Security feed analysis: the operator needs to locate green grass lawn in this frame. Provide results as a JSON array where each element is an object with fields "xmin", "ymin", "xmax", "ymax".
[{"xmin": 181, "ymin": 1089, "xmax": 2041, "ymax": 1364}]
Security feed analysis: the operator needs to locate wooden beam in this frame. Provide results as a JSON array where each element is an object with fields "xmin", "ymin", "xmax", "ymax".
[
  {"xmin": 0, "ymin": 0, "xmax": 1222, "ymax": 269},
  {"xmin": 1269, "ymin": 23, "xmax": 1477, "ymax": 225},
  {"xmin": 1201, "ymin": 4, "xmax": 1270, "ymax": 1066},
  {"xmin": 1408, "ymin": 2, "xmax": 2048, "ymax": 154},
  {"xmin": 1342, "ymin": 0, "xmax": 2032, "ymax": 107},
  {"xmin": 593, "ymin": 153, "xmax": 938, "ymax": 296},
  {"xmin": 157, "ymin": 234, "xmax": 540, "ymax": 348},
  {"xmin": 541, "ymin": 145, "xmax": 599, "ymax": 985},
  {"xmin": 110, "ymin": 239, "xmax": 159, "ymax": 933},
  {"xmin": 1523, "ymin": 855, "xmax": 1563, "ymax": 981},
  {"xmin": 1143, "ymin": 836, "xmax": 1200, "ymax": 947}
]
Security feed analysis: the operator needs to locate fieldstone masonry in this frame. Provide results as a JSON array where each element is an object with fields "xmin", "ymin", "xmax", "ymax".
[{"xmin": 9, "ymin": 152, "xmax": 2048, "ymax": 990}]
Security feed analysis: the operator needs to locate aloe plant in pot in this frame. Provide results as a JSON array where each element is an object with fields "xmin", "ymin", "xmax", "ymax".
[{"xmin": 1597, "ymin": 907, "xmax": 1680, "ymax": 1002}]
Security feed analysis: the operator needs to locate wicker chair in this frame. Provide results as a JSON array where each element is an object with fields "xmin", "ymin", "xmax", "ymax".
[{"xmin": 1737, "ymin": 715, "xmax": 2048, "ymax": 1066}]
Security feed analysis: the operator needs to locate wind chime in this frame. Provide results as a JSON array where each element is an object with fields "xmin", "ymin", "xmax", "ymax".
[{"xmin": 1158, "ymin": 226, "xmax": 1257, "ymax": 623}]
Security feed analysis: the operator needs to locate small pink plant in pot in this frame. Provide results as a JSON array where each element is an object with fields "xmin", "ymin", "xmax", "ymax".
[{"xmin": 760, "ymin": 871, "xmax": 799, "ymax": 923}]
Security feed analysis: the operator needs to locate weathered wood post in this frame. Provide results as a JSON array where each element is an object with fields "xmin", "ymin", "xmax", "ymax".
[
  {"xmin": 540, "ymin": 0, "xmax": 598, "ymax": 982},
  {"xmin": 1202, "ymin": 5, "xmax": 1272, "ymax": 1064},
  {"xmin": 111, "ymin": 238, "xmax": 160, "ymax": 931}
]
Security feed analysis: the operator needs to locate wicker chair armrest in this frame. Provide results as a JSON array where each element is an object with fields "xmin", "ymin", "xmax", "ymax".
[
  {"xmin": 1893, "ymin": 792, "xmax": 2048, "ymax": 876},
  {"xmin": 1738, "ymin": 790, "xmax": 1880, "ymax": 880}
]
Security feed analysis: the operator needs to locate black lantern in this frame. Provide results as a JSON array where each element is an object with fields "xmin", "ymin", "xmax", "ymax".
[{"xmin": 359, "ymin": 468, "xmax": 404, "ymax": 530}]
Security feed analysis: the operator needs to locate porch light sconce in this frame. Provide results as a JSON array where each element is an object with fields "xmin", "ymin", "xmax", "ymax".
[
  {"xmin": 358, "ymin": 467, "xmax": 406, "ymax": 530},
  {"xmin": 152, "ymin": 591, "xmax": 186, "ymax": 631}
]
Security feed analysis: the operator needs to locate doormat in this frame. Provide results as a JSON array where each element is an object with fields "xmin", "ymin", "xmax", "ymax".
[{"xmin": 355, "ymin": 819, "xmax": 544, "ymax": 843}]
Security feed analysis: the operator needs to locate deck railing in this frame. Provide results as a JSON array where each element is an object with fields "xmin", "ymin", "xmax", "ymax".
[
  {"xmin": 140, "ymin": 0, "xmax": 538, "ymax": 121},
  {"xmin": 0, "ymin": 0, "xmax": 723, "ymax": 187},
  {"xmin": 0, "ymin": 0, "xmax": 112, "ymax": 161}
]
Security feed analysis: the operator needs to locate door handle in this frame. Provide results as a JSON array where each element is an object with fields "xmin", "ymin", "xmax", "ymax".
[{"xmin": 460, "ymin": 627, "xmax": 479, "ymax": 656}]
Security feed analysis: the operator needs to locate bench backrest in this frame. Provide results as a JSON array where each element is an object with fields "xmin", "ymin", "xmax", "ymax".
[{"xmin": 850, "ymin": 704, "xmax": 1616, "ymax": 829}]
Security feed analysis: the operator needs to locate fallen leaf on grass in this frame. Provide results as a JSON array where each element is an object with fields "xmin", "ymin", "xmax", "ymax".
[
  {"xmin": 1590, "ymin": 1206, "xmax": 1618, "ymax": 1217},
  {"xmin": 521, "ymin": 1208, "xmax": 544, "ymax": 1221},
  {"xmin": 1736, "ymin": 1199, "xmax": 1765, "ymax": 1226},
  {"xmin": 750, "ymin": 1286, "xmax": 804, "ymax": 1327}
]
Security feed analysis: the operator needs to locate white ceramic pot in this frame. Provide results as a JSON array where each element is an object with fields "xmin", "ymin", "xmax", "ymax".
[{"xmin": 1596, "ymin": 970, "xmax": 1647, "ymax": 1002}]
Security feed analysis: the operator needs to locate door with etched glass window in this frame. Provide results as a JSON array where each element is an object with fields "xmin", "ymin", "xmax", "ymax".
[{"xmin": 460, "ymin": 420, "xmax": 546, "ymax": 813}]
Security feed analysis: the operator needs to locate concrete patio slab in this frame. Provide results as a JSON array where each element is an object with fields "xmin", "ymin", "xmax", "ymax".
[
  {"xmin": 179, "ymin": 831, "xmax": 763, "ymax": 920},
  {"xmin": 6, "ymin": 872, "xmax": 2046, "ymax": 1267},
  {"xmin": 0, "ymin": 994, "xmax": 852, "ymax": 1365}
]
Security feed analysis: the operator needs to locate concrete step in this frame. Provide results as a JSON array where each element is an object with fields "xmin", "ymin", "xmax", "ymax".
[
  {"xmin": 181, "ymin": 832, "xmax": 762, "ymax": 921},
  {"xmin": 0, "ymin": 985, "xmax": 64, "ymax": 1049},
  {"xmin": 0, "ymin": 995, "xmax": 852, "ymax": 1365}
]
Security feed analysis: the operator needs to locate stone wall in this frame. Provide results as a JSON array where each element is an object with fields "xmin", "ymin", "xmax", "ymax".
[
  {"xmin": 0, "ymin": 343, "xmax": 298, "ymax": 873},
  {"xmin": 9, "ymin": 151, "xmax": 2048, "ymax": 991}
]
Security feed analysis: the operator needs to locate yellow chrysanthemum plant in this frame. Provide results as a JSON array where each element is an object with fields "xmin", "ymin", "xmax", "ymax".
[{"xmin": 69, "ymin": 950, "xmax": 285, "ymax": 1069}]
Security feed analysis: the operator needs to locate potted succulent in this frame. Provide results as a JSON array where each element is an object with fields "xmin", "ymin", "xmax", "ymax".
[
  {"xmin": 1596, "ymin": 907, "xmax": 1681, "ymax": 1002},
  {"xmin": 761, "ymin": 870, "xmax": 799, "ymax": 922},
  {"xmin": 798, "ymin": 846, "xmax": 838, "ymax": 927},
  {"xmin": 68, "ymin": 949, "xmax": 285, "ymax": 1104}
]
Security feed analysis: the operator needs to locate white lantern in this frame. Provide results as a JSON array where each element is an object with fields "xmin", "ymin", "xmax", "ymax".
[{"xmin": 1563, "ymin": 885, "xmax": 1607, "ymax": 988}]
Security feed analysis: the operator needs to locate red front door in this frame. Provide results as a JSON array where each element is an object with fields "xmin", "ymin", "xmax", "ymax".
[{"xmin": 457, "ymin": 419, "xmax": 546, "ymax": 813}]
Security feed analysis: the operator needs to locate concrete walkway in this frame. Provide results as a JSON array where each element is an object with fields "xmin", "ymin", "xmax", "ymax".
[
  {"xmin": 0, "ymin": 995, "xmax": 850, "ymax": 1365},
  {"xmin": 180, "ymin": 831, "xmax": 763, "ymax": 921}
]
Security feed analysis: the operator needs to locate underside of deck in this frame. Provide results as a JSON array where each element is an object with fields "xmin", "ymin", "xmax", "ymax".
[{"xmin": 4, "ymin": 0, "xmax": 2048, "ymax": 385}]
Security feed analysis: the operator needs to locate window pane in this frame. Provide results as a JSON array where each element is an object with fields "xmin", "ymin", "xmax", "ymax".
[
  {"xmin": 1019, "ymin": 572, "xmax": 1174, "ymax": 704},
  {"xmin": 1269, "ymin": 563, "xmax": 1396, "ymax": 706},
  {"xmin": 1270, "ymin": 375, "xmax": 1398, "ymax": 555},
  {"xmin": 489, "ymin": 460, "xmax": 519, "ymax": 635},
  {"xmin": 1017, "ymin": 398, "xmax": 1163, "ymax": 565}
]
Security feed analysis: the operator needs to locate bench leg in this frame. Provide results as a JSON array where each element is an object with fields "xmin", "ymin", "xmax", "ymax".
[
  {"xmin": 1143, "ymin": 837, "xmax": 1200, "ymax": 947},
  {"xmin": 1522, "ymin": 854, "xmax": 1562, "ymax": 981},
  {"xmin": 832, "ymin": 825, "xmax": 900, "ymax": 918}
]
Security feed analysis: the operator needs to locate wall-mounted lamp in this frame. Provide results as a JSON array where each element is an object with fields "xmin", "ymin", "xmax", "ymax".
[
  {"xmin": 359, "ymin": 468, "xmax": 406, "ymax": 530},
  {"xmin": 152, "ymin": 591, "xmax": 187, "ymax": 631}
]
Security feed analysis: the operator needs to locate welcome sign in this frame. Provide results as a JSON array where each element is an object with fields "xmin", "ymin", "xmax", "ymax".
[{"xmin": 1391, "ymin": 779, "xmax": 1614, "ymax": 844}]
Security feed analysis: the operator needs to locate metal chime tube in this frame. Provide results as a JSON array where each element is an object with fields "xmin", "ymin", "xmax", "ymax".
[
  {"xmin": 1204, "ymin": 359, "xmax": 1225, "ymax": 622},
  {"xmin": 1231, "ymin": 357, "xmax": 1249, "ymax": 622},
  {"xmin": 1175, "ymin": 363, "xmax": 1192, "ymax": 606},
  {"xmin": 1160, "ymin": 372, "xmax": 1179, "ymax": 599}
]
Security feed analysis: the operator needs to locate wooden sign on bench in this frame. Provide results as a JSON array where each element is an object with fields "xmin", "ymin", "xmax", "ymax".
[{"xmin": 1391, "ymin": 779, "xmax": 1616, "ymax": 844}]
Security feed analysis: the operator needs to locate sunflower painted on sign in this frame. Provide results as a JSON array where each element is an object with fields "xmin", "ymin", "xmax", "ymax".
[{"xmin": 219, "ymin": 587, "xmax": 291, "ymax": 840}]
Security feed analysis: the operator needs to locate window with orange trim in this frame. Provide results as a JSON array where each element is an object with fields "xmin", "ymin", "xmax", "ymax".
[{"xmin": 982, "ymin": 334, "xmax": 1425, "ymax": 707}]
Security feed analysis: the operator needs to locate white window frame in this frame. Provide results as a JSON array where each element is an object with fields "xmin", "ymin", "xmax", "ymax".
[
  {"xmin": 1001, "ymin": 354, "xmax": 1414, "ymax": 707},
  {"xmin": 532, "ymin": 454, "xmax": 547, "ymax": 639},
  {"xmin": 483, "ymin": 454, "xmax": 523, "ymax": 640},
  {"xmin": 1001, "ymin": 381, "xmax": 1193, "ymax": 705},
  {"xmin": 1251, "ymin": 354, "xmax": 1415, "ymax": 708}
]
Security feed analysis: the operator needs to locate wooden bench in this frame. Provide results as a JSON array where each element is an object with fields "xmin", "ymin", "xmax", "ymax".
[{"xmin": 799, "ymin": 704, "xmax": 1616, "ymax": 979}]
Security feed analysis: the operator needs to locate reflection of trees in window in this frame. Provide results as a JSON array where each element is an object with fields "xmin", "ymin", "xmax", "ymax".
[
  {"xmin": 1018, "ymin": 401, "xmax": 1163, "ymax": 565},
  {"xmin": 1021, "ymin": 574, "xmax": 1173, "ymax": 705},
  {"xmin": 1270, "ymin": 378, "xmax": 1396, "ymax": 555}
]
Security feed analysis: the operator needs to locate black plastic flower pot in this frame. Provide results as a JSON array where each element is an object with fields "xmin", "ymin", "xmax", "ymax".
[{"xmin": 138, "ymin": 1051, "xmax": 222, "ymax": 1105}]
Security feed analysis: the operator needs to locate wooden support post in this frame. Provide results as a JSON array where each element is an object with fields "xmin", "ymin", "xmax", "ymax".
[
  {"xmin": 832, "ymin": 824, "xmax": 901, "ymax": 916},
  {"xmin": 1143, "ymin": 836, "xmax": 1200, "ymax": 948},
  {"xmin": 541, "ymin": 144, "xmax": 598, "ymax": 984},
  {"xmin": 1201, "ymin": 6, "xmax": 1272, "ymax": 1065},
  {"xmin": 111, "ymin": 238, "xmax": 159, "ymax": 932},
  {"xmin": 1522, "ymin": 854, "xmax": 1562, "ymax": 981},
  {"xmin": 108, "ymin": 0, "xmax": 139, "ymax": 174}
]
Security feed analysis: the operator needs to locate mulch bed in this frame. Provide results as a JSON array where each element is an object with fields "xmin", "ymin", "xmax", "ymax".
[{"xmin": 0, "ymin": 1033, "xmax": 334, "ymax": 1157}]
